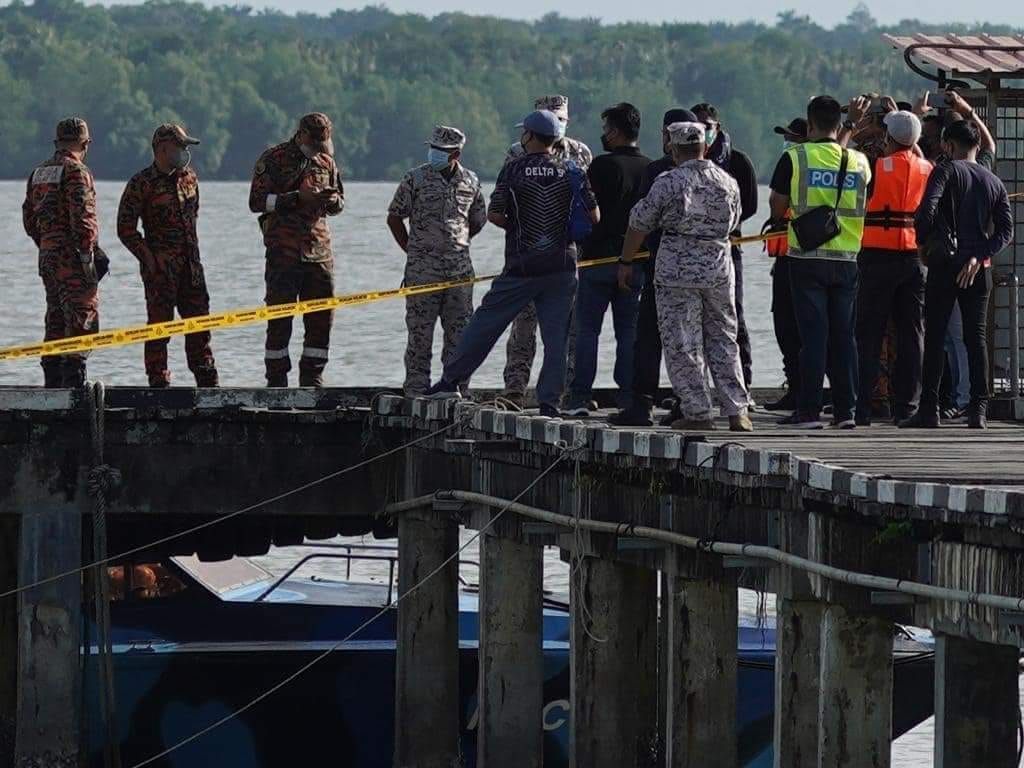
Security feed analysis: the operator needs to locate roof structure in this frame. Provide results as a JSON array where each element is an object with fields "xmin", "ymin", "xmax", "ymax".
[{"xmin": 883, "ymin": 33, "xmax": 1024, "ymax": 83}]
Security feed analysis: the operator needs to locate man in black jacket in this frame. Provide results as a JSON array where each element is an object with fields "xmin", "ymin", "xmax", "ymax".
[
  {"xmin": 608, "ymin": 108, "xmax": 697, "ymax": 426},
  {"xmin": 693, "ymin": 103, "xmax": 759, "ymax": 388},
  {"xmin": 900, "ymin": 120, "xmax": 1013, "ymax": 429}
]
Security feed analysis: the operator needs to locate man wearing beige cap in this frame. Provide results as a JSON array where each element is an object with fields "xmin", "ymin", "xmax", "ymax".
[
  {"xmin": 502, "ymin": 94, "xmax": 593, "ymax": 406},
  {"xmin": 118, "ymin": 123, "xmax": 218, "ymax": 387},
  {"xmin": 387, "ymin": 125, "xmax": 486, "ymax": 395},
  {"xmin": 22, "ymin": 117, "xmax": 103, "ymax": 388},
  {"xmin": 249, "ymin": 112, "xmax": 344, "ymax": 387}
]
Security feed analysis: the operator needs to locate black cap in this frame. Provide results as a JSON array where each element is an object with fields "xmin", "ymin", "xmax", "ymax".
[
  {"xmin": 773, "ymin": 118, "xmax": 808, "ymax": 139},
  {"xmin": 663, "ymin": 108, "xmax": 698, "ymax": 127}
]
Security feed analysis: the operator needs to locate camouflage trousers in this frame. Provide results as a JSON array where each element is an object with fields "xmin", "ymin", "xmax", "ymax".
[
  {"xmin": 502, "ymin": 301, "xmax": 577, "ymax": 396},
  {"xmin": 656, "ymin": 280, "xmax": 750, "ymax": 420},
  {"xmin": 403, "ymin": 274, "xmax": 473, "ymax": 396},
  {"xmin": 39, "ymin": 248, "xmax": 99, "ymax": 387},
  {"xmin": 265, "ymin": 257, "xmax": 335, "ymax": 386},
  {"xmin": 142, "ymin": 258, "xmax": 217, "ymax": 386}
]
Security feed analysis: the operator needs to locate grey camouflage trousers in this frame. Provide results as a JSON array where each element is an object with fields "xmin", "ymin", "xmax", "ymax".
[
  {"xmin": 656, "ymin": 279, "xmax": 750, "ymax": 420},
  {"xmin": 404, "ymin": 278, "xmax": 474, "ymax": 395},
  {"xmin": 502, "ymin": 302, "xmax": 577, "ymax": 396}
]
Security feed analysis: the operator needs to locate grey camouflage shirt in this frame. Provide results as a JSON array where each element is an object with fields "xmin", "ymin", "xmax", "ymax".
[
  {"xmin": 506, "ymin": 136, "xmax": 593, "ymax": 171},
  {"xmin": 388, "ymin": 162, "xmax": 486, "ymax": 279},
  {"xmin": 628, "ymin": 159, "xmax": 741, "ymax": 289}
]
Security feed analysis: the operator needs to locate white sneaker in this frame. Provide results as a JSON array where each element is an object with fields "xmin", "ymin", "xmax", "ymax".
[{"xmin": 563, "ymin": 405, "xmax": 590, "ymax": 417}]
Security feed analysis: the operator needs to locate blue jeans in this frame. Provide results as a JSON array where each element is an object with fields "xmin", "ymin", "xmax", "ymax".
[
  {"xmin": 943, "ymin": 300, "xmax": 970, "ymax": 410},
  {"xmin": 442, "ymin": 270, "xmax": 577, "ymax": 408},
  {"xmin": 789, "ymin": 258, "xmax": 859, "ymax": 419},
  {"xmin": 567, "ymin": 262, "xmax": 644, "ymax": 406}
]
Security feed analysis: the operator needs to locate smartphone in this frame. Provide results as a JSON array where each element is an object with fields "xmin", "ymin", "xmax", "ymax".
[{"xmin": 926, "ymin": 92, "xmax": 950, "ymax": 109}]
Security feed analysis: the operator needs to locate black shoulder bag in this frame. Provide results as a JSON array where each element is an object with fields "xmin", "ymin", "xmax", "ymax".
[{"xmin": 790, "ymin": 148, "xmax": 849, "ymax": 252}]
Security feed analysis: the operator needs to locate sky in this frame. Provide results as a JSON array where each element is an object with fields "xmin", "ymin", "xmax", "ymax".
[{"xmin": 89, "ymin": 0, "xmax": 1020, "ymax": 30}]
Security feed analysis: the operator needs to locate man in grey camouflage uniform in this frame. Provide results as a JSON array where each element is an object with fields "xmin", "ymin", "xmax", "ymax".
[
  {"xmin": 502, "ymin": 94, "xmax": 592, "ymax": 405},
  {"xmin": 618, "ymin": 121, "xmax": 752, "ymax": 432},
  {"xmin": 387, "ymin": 125, "xmax": 487, "ymax": 395}
]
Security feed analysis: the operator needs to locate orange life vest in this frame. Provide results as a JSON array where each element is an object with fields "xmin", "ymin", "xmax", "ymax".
[{"xmin": 861, "ymin": 149, "xmax": 932, "ymax": 251}]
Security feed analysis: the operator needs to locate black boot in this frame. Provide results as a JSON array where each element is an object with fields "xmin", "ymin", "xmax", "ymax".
[
  {"xmin": 764, "ymin": 390, "xmax": 797, "ymax": 411},
  {"xmin": 194, "ymin": 368, "xmax": 219, "ymax": 388},
  {"xmin": 607, "ymin": 396, "xmax": 654, "ymax": 427},
  {"xmin": 898, "ymin": 407, "xmax": 939, "ymax": 429},
  {"xmin": 967, "ymin": 401, "xmax": 987, "ymax": 429},
  {"xmin": 63, "ymin": 360, "xmax": 87, "ymax": 389},
  {"xmin": 298, "ymin": 371, "xmax": 324, "ymax": 388},
  {"xmin": 42, "ymin": 361, "xmax": 63, "ymax": 388},
  {"xmin": 266, "ymin": 374, "xmax": 288, "ymax": 388}
]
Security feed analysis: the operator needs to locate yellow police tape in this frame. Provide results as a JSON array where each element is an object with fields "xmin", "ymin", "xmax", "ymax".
[{"xmin": 0, "ymin": 233, "xmax": 790, "ymax": 361}]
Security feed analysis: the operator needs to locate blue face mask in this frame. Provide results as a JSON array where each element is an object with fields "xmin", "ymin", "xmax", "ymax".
[
  {"xmin": 705, "ymin": 128, "xmax": 718, "ymax": 146},
  {"xmin": 427, "ymin": 148, "xmax": 452, "ymax": 170}
]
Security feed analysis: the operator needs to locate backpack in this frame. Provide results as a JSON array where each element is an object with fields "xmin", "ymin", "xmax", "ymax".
[{"xmin": 565, "ymin": 160, "xmax": 592, "ymax": 243}]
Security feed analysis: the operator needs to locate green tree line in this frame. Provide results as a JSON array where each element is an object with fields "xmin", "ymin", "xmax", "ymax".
[{"xmin": 0, "ymin": 0, "xmax": 1016, "ymax": 182}]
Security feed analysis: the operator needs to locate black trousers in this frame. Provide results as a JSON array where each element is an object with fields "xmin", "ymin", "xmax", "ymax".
[
  {"xmin": 733, "ymin": 247, "xmax": 752, "ymax": 387},
  {"xmin": 771, "ymin": 256, "xmax": 801, "ymax": 395},
  {"xmin": 920, "ymin": 259, "xmax": 992, "ymax": 414},
  {"xmin": 855, "ymin": 256, "xmax": 925, "ymax": 419},
  {"xmin": 631, "ymin": 257, "xmax": 662, "ymax": 404}
]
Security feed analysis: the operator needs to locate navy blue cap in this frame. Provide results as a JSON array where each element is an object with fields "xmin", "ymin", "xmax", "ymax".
[
  {"xmin": 663, "ymin": 108, "xmax": 697, "ymax": 127},
  {"xmin": 517, "ymin": 109, "xmax": 562, "ymax": 139}
]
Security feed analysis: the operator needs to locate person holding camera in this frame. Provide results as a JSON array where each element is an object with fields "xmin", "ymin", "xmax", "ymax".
[
  {"xmin": 769, "ymin": 96, "xmax": 873, "ymax": 429},
  {"xmin": 901, "ymin": 121, "xmax": 1013, "ymax": 429}
]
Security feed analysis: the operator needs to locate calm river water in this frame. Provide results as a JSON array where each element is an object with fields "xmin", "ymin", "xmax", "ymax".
[{"xmin": 1, "ymin": 180, "xmax": 1018, "ymax": 764}]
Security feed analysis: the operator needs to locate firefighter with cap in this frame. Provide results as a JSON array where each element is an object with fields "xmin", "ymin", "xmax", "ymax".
[
  {"xmin": 502, "ymin": 94, "xmax": 593, "ymax": 406},
  {"xmin": 248, "ymin": 112, "xmax": 344, "ymax": 387},
  {"xmin": 618, "ymin": 121, "xmax": 752, "ymax": 432},
  {"xmin": 22, "ymin": 116, "xmax": 106, "ymax": 388},
  {"xmin": 386, "ymin": 125, "xmax": 486, "ymax": 395},
  {"xmin": 117, "ymin": 123, "xmax": 219, "ymax": 387},
  {"xmin": 855, "ymin": 109, "xmax": 932, "ymax": 426}
]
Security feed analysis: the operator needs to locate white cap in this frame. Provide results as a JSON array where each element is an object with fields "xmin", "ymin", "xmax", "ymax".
[
  {"xmin": 883, "ymin": 110, "xmax": 922, "ymax": 148},
  {"xmin": 666, "ymin": 121, "xmax": 706, "ymax": 146}
]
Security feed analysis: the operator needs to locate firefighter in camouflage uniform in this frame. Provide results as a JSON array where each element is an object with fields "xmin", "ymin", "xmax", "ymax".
[
  {"xmin": 117, "ymin": 124, "xmax": 219, "ymax": 387},
  {"xmin": 22, "ymin": 117, "xmax": 106, "ymax": 388},
  {"xmin": 249, "ymin": 112, "xmax": 345, "ymax": 387}
]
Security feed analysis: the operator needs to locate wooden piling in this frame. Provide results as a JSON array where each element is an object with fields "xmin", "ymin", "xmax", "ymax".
[
  {"xmin": 477, "ymin": 532, "xmax": 543, "ymax": 768},
  {"xmin": 570, "ymin": 558, "xmax": 657, "ymax": 768},
  {"xmin": 934, "ymin": 634, "xmax": 1020, "ymax": 767}
]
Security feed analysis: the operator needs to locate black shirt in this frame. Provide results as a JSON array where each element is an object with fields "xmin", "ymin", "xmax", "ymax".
[
  {"xmin": 915, "ymin": 159, "xmax": 1013, "ymax": 266},
  {"xmin": 640, "ymin": 153, "xmax": 676, "ymax": 259},
  {"xmin": 722, "ymin": 147, "xmax": 758, "ymax": 229},
  {"xmin": 582, "ymin": 145, "xmax": 652, "ymax": 258},
  {"xmin": 489, "ymin": 151, "xmax": 597, "ymax": 276}
]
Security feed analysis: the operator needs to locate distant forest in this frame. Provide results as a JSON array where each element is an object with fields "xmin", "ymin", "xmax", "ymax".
[{"xmin": 0, "ymin": 0, "xmax": 1017, "ymax": 181}]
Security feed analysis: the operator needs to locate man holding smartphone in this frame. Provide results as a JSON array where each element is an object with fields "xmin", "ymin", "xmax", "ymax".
[{"xmin": 249, "ymin": 113, "xmax": 344, "ymax": 387}]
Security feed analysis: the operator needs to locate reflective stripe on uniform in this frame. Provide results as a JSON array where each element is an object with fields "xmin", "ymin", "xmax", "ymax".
[
  {"xmin": 300, "ymin": 346, "xmax": 330, "ymax": 360},
  {"xmin": 264, "ymin": 347, "xmax": 290, "ymax": 359},
  {"xmin": 787, "ymin": 142, "xmax": 870, "ymax": 253}
]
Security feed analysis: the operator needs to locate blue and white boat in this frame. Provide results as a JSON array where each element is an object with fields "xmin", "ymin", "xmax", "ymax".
[{"xmin": 84, "ymin": 544, "xmax": 935, "ymax": 767}]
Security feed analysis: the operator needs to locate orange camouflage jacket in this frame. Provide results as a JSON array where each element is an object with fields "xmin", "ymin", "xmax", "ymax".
[
  {"xmin": 117, "ymin": 164, "xmax": 200, "ymax": 270},
  {"xmin": 248, "ymin": 139, "xmax": 344, "ymax": 264},
  {"xmin": 22, "ymin": 149, "xmax": 99, "ymax": 255}
]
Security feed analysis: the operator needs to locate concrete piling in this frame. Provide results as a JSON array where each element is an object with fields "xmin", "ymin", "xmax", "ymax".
[
  {"xmin": 933, "ymin": 634, "xmax": 1021, "ymax": 767},
  {"xmin": 570, "ymin": 558, "xmax": 658, "ymax": 768},
  {"xmin": 662, "ymin": 572, "xmax": 738, "ymax": 768},
  {"xmin": 817, "ymin": 605, "xmax": 893, "ymax": 768},
  {"xmin": 477, "ymin": 532, "xmax": 544, "ymax": 768},
  {"xmin": 773, "ymin": 598, "xmax": 824, "ymax": 768}
]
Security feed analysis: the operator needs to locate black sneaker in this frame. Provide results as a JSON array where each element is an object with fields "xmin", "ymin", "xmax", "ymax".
[
  {"xmin": 898, "ymin": 411, "xmax": 939, "ymax": 428},
  {"xmin": 967, "ymin": 404, "xmax": 987, "ymax": 429},
  {"xmin": 778, "ymin": 411, "xmax": 824, "ymax": 429},
  {"xmin": 539, "ymin": 404, "xmax": 561, "ymax": 418},
  {"xmin": 607, "ymin": 406, "xmax": 654, "ymax": 427},
  {"xmin": 764, "ymin": 391, "xmax": 797, "ymax": 411},
  {"xmin": 830, "ymin": 417, "xmax": 856, "ymax": 430},
  {"xmin": 855, "ymin": 411, "xmax": 871, "ymax": 427},
  {"xmin": 425, "ymin": 379, "xmax": 461, "ymax": 400}
]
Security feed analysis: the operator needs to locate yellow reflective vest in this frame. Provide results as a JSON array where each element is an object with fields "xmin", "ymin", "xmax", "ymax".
[{"xmin": 786, "ymin": 141, "xmax": 871, "ymax": 256}]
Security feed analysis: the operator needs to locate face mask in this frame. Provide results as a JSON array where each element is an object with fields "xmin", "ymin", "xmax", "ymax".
[
  {"xmin": 705, "ymin": 128, "xmax": 718, "ymax": 146},
  {"xmin": 782, "ymin": 140, "xmax": 795, "ymax": 150},
  {"xmin": 172, "ymin": 147, "xmax": 191, "ymax": 170},
  {"xmin": 427, "ymin": 148, "xmax": 451, "ymax": 170},
  {"xmin": 299, "ymin": 143, "xmax": 318, "ymax": 160}
]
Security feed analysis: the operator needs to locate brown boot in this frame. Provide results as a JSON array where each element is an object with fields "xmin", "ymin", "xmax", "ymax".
[
  {"xmin": 194, "ymin": 369, "xmax": 219, "ymax": 388},
  {"xmin": 729, "ymin": 413, "xmax": 754, "ymax": 432},
  {"xmin": 670, "ymin": 417, "xmax": 715, "ymax": 431}
]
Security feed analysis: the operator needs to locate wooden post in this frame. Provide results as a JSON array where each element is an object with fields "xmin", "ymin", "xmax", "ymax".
[
  {"xmin": 570, "ymin": 558, "xmax": 657, "ymax": 768},
  {"xmin": 394, "ymin": 501, "xmax": 459, "ymax": 768},
  {"xmin": 477, "ymin": 532, "xmax": 543, "ymax": 768},
  {"xmin": 0, "ymin": 515, "xmax": 17, "ymax": 764},
  {"xmin": 817, "ymin": 605, "xmax": 893, "ymax": 768},
  {"xmin": 934, "ymin": 634, "xmax": 1020, "ymax": 767},
  {"xmin": 16, "ymin": 493, "xmax": 83, "ymax": 768}
]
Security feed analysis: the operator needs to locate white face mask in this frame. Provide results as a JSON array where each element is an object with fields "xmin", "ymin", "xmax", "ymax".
[{"xmin": 172, "ymin": 147, "xmax": 191, "ymax": 170}]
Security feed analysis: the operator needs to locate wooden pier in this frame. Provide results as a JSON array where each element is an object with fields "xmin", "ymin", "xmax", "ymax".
[{"xmin": 1, "ymin": 386, "xmax": 1022, "ymax": 767}]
